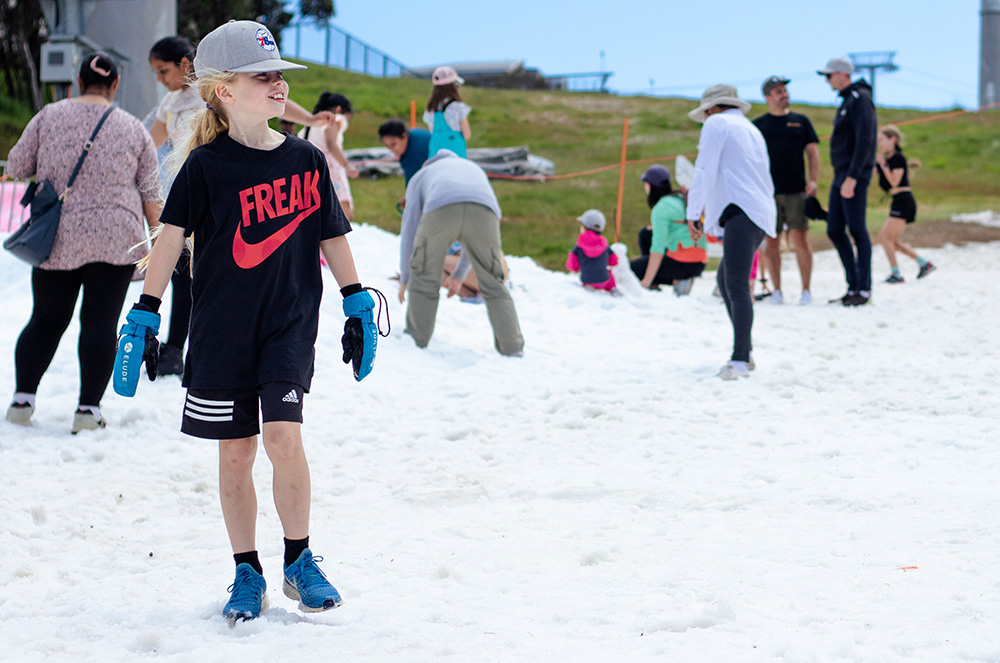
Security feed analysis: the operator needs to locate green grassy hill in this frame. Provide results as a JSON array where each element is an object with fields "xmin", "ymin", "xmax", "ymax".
[
  {"xmin": 4, "ymin": 62, "xmax": 999, "ymax": 271},
  {"xmin": 286, "ymin": 63, "xmax": 1000, "ymax": 270}
]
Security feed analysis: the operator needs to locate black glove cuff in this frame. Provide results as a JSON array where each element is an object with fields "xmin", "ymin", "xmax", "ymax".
[
  {"xmin": 137, "ymin": 294, "xmax": 162, "ymax": 313},
  {"xmin": 340, "ymin": 283, "xmax": 363, "ymax": 298}
]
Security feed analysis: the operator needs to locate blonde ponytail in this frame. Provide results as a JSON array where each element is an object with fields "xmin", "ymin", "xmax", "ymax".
[
  {"xmin": 138, "ymin": 71, "xmax": 236, "ymax": 274},
  {"xmin": 163, "ymin": 70, "xmax": 235, "ymax": 181}
]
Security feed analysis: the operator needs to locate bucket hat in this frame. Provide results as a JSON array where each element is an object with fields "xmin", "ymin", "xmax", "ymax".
[
  {"xmin": 431, "ymin": 67, "xmax": 465, "ymax": 85},
  {"xmin": 194, "ymin": 20, "xmax": 306, "ymax": 77},
  {"xmin": 432, "ymin": 66, "xmax": 465, "ymax": 86},
  {"xmin": 687, "ymin": 84, "xmax": 751, "ymax": 123}
]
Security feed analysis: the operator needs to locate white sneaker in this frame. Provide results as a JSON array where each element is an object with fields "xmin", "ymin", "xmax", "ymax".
[
  {"xmin": 768, "ymin": 289, "xmax": 783, "ymax": 305},
  {"xmin": 799, "ymin": 290, "xmax": 812, "ymax": 305},
  {"xmin": 71, "ymin": 407, "xmax": 106, "ymax": 434},
  {"xmin": 717, "ymin": 361, "xmax": 750, "ymax": 380},
  {"xmin": 6, "ymin": 401, "xmax": 34, "ymax": 425}
]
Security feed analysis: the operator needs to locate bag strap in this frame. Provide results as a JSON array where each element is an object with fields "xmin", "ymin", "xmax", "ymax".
[{"xmin": 61, "ymin": 106, "xmax": 115, "ymax": 201}]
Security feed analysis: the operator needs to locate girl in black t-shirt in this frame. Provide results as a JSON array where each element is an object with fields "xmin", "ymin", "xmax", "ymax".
[
  {"xmin": 874, "ymin": 125, "xmax": 936, "ymax": 283},
  {"xmin": 114, "ymin": 21, "xmax": 381, "ymax": 623}
]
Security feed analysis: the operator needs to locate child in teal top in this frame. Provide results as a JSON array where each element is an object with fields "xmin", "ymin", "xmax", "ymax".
[{"xmin": 424, "ymin": 66, "xmax": 471, "ymax": 158}]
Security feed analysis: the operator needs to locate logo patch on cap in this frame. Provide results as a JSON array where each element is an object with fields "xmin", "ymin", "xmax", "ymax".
[{"xmin": 256, "ymin": 28, "xmax": 276, "ymax": 51}]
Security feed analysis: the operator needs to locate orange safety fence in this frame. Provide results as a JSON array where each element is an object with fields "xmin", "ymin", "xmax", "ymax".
[
  {"xmin": 487, "ymin": 104, "xmax": 1000, "ymax": 184},
  {"xmin": 7, "ymin": 101, "xmax": 992, "ymax": 236}
]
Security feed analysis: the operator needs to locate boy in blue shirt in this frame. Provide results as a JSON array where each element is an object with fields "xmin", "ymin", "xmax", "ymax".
[{"xmin": 378, "ymin": 120, "xmax": 431, "ymax": 185}]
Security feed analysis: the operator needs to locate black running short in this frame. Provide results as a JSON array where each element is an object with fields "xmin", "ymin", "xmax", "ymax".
[
  {"xmin": 181, "ymin": 382, "xmax": 305, "ymax": 440},
  {"xmin": 889, "ymin": 192, "xmax": 917, "ymax": 224}
]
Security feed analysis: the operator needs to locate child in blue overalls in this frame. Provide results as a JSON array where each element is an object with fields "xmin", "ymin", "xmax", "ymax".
[{"xmin": 423, "ymin": 66, "xmax": 472, "ymax": 158}]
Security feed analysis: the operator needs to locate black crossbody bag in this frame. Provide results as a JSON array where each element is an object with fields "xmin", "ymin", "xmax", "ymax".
[{"xmin": 4, "ymin": 106, "xmax": 115, "ymax": 266}]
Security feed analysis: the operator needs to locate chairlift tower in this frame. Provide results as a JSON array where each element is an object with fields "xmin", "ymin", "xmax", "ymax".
[
  {"xmin": 983, "ymin": 0, "xmax": 1000, "ymax": 110},
  {"xmin": 848, "ymin": 51, "xmax": 898, "ymax": 104}
]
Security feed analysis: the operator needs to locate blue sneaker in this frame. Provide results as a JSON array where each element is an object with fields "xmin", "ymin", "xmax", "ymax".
[
  {"xmin": 223, "ymin": 563, "xmax": 268, "ymax": 622},
  {"xmin": 283, "ymin": 548, "xmax": 342, "ymax": 612}
]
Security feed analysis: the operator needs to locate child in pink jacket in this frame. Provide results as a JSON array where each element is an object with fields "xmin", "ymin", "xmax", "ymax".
[{"xmin": 566, "ymin": 209, "xmax": 618, "ymax": 292}]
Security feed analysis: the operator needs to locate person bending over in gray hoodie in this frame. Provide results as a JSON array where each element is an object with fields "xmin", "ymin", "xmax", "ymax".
[{"xmin": 397, "ymin": 150, "xmax": 524, "ymax": 356}]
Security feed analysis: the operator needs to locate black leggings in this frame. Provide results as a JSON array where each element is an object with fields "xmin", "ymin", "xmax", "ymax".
[
  {"xmin": 630, "ymin": 227, "xmax": 705, "ymax": 285},
  {"xmin": 15, "ymin": 263, "xmax": 134, "ymax": 406},
  {"xmin": 716, "ymin": 206, "xmax": 766, "ymax": 363}
]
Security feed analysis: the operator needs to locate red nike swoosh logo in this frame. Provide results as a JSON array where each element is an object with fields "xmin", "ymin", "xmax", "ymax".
[{"xmin": 232, "ymin": 201, "xmax": 320, "ymax": 269}]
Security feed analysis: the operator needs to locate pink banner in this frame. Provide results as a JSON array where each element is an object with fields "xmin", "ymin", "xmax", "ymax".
[{"xmin": 0, "ymin": 181, "xmax": 31, "ymax": 233}]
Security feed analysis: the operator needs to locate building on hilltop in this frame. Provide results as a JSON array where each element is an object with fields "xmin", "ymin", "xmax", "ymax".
[{"xmin": 409, "ymin": 60, "xmax": 613, "ymax": 93}]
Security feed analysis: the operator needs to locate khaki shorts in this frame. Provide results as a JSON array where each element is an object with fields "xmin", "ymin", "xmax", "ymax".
[{"xmin": 775, "ymin": 192, "xmax": 808, "ymax": 232}]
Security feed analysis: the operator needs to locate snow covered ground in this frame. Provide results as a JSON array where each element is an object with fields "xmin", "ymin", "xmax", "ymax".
[
  {"xmin": 1, "ymin": 225, "xmax": 999, "ymax": 662},
  {"xmin": 952, "ymin": 210, "xmax": 1000, "ymax": 228}
]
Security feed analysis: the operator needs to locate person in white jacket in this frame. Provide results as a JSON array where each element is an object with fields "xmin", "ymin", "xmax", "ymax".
[
  {"xmin": 398, "ymin": 151, "xmax": 523, "ymax": 356},
  {"xmin": 685, "ymin": 85, "xmax": 776, "ymax": 380}
]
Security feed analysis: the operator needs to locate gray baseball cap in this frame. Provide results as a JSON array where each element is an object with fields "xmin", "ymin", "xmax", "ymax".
[
  {"xmin": 817, "ymin": 57, "xmax": 854, "ymax": 76},
  {"xmin": 194, "ymin": 20, "xmax": 307, "ymax": 77},
  {"xmin": 577, "ymin": 209, "xmax": 607, "ymax": 232}
]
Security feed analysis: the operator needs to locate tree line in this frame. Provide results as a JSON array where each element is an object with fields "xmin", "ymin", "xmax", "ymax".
[{"xmin": 0, "ymin": 0, "xmax": 334, "ymax": 112}]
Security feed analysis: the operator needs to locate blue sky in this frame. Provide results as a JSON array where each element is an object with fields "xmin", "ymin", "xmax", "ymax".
[{"xmin": 288, "ymin": 0, "xmax": 982, "ymax": 110}]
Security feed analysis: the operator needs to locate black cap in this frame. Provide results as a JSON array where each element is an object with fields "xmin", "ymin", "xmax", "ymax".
[{"xmin": 762, "ymin": 75, "xmax": 790, "ymax": 96}]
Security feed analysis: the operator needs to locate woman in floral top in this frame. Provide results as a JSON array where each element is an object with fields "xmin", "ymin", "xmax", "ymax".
[{"xmin": 5, "ymin": 52, "xmax": 161, "ymax": 433}]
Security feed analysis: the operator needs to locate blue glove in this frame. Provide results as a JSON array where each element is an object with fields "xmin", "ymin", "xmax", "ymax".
[
  {"xmin": 113, "ymin": 305, "xmax": 161, "ymax": 397},
  {"xmin": 342, "ymin": 290, "xmax": 377, "ymax": 381}
]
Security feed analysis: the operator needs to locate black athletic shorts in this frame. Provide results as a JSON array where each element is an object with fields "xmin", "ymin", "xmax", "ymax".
[
  {"xmin": 889, "ymin": 192, "xmax": 917, "ymax": 224},
  {"xmin": 181, "ymin": 382, "xmax": 305, "ymax": 440}
]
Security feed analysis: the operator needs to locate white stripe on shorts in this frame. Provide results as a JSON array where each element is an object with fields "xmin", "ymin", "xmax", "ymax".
[
  {"xmin": 184, "ymin": 409, "xmax": 234, "ymax": 422},
  {"xmin": 184, "ymin": 402, "xmax": 234, "ymax": 415},
  {"xmin": 186, "ymin": 395, "xmax": 236, "ymax": 407}
]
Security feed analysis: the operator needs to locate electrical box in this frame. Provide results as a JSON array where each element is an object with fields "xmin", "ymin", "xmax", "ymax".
[{"xmin": 40, "ymin": 42, "xmax": 80, "ymax": 83}]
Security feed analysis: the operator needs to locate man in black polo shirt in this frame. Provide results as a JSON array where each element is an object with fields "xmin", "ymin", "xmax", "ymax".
[{"xmin": 753, "ymin": 76, "xmax": 820, "ymax": 305}]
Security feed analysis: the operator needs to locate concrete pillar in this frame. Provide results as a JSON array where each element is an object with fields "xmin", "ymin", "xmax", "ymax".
[
  {"xmin": 41, "ymin": 0, "xmax": 176, "ymax": 118},
  {"xmin": 982, "ymin": 0, "xmax": 1000, "ymax": 110},
  {"xmin": 84, "ymin": 0, "xmax": 176, "ymax": 118}
]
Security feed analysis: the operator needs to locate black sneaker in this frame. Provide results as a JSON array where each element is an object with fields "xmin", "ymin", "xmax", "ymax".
[
  {"xmin": 158, "ymin": 344, "xmax": 184, "ymax": 376},
  {"xmin": 885, "ymin": 273, "xmax": 905, "ymax": 284},
  {"xmin": 829, "ymin": 292, "xmax": 854, "ymax": 304},
  {"xmin": 917, "ymin": 262, "xmax": 937, "ymax": 279},
  {"xmin": 843, "ymin": 293, "xmax": 870, "ymax": 307}
]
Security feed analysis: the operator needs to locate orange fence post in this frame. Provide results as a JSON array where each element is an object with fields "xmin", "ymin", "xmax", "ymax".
[
  {"xmin": 410, "ymin": 100, "xmax": 416, "ymax": 129},
  {"xmin": 613, "ymin": 118, "xmax": 629, "ymax": 244}
]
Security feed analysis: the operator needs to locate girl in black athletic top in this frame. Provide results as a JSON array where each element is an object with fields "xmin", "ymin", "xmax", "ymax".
[{"xmin": 874, "ymin": 125, "xmax": 935, "ymax": 283}]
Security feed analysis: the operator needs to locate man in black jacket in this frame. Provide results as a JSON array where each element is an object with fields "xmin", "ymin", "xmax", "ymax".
[{"xmin": 818, "ymin": 57, "xmax": 877, "ymax": 307}]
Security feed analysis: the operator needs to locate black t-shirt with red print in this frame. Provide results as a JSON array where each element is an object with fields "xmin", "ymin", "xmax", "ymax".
[{"xmin": 160, "ymin": 132, "xmax": 351, "ymax": 391}]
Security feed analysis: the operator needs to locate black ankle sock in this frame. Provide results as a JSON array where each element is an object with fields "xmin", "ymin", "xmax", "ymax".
[
  {"xmin": 234, "ymin": 551, "xmax": 263, "ymax": 575},
  {"xmin": 284, "ymin": 536, "xmax": 309, "ymax": 568}
]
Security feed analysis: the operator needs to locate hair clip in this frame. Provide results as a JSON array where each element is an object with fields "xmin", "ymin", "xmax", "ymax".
[
  {"xmin": 206, "ymin": 103, "xmax": 215, "ymax": 111},
  {"xmin": 90, "ymin": 56, "xmax": 111, "ymax": 77}
]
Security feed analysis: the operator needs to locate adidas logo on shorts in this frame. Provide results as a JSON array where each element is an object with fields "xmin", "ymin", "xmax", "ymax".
[{"xmin": 282, "ymin": 389, "xmax": 299, "ymax": 404}]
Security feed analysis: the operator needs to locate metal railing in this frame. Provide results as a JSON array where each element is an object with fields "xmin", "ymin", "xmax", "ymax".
[
  {"xmin": 283, "ymin": 20, "xmax": 414, "ymax": 78},
  {"xmin": 545, "ymin": 72, "xmax": 614, "ymax": 93},
  {"xmin": 0, "ymin": 161, "xmax": 31, "ymax": 233}
]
